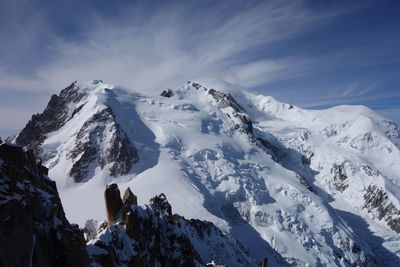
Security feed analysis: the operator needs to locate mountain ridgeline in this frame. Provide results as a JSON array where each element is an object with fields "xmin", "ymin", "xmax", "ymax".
[
  {"xmin": 14, "ymin": 81, "xmax": 138, "ymax": 182},
  {"xmin": 5, "ymin": 80, "xmax": 400, "ymax": 265}
]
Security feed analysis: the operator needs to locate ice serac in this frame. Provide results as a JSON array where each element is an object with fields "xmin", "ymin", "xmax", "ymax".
[
  {"xmin": 14, "ymin": 80, "xmax": 138, "ymax": 182},
  {"xmin": 88, "ymin": 184, "xmax": 254, "ymax": 266},
  {"xmin": 0, "ymin": 142, "xmax": 89, "ymax": 266}
]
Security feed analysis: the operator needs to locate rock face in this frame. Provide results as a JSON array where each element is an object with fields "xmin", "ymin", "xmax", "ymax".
[
  {"xmin": 104, "ymin": 183, "xmax": 123, "ymax": 226},
  {"xmin": 14, "ymin": 82, "xmax": 84, "ymax": 155},
  {"xmin": 0, "ymin": 143, "xmax": 89, "ymax": 266},
  {"xmin": 363, "ymin": 185, "xmax": 400, "ymax": 233},
  {"xmin": 122, "ymin": 187, "xmax": 137, "ymax": 209},
  {"xmin": 331, "ymin": 163, "xmax": 349, "ymax": 192},
  {"xmin": 68, "ymin": 107, "xmax": 138, "ymax": 182},
  {"xmin": 160, "ymin": 89, "xmax": 173, "ymax": 97},
  {"xmin": 88, "ymin": 184, "xmax": 254, "ymax": 266},
  {"xmin": 13, "ymin": 81, "xmax": 139, "ymax": 182},
  {"xmin": 190, "ymin": 82, "xmax": 253, "ymax": 136}
]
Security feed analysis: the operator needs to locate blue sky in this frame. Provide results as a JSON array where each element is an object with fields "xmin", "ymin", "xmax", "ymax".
[{"xmin": 0, "ymin": 0, "xmax": 399, "ymax": 137}]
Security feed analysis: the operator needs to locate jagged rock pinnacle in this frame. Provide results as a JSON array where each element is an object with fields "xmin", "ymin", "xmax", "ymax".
[{"xmin": 104, "ymin": 183, "xmax": 123, "ymax": 226}]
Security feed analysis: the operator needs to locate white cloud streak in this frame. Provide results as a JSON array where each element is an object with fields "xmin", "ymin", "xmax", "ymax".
[
  {"xmin": 0, "ymin": 0, "xmax": 376, "ymax": 136},
  {"xmin": 1, "ymin": 1, "xmax": 350, "ymax": 94}
]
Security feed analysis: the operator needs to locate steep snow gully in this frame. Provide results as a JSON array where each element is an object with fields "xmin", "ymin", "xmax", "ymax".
[{"xmin": 9, "ymin": 80, "xmax": 400, "ymax": 266}]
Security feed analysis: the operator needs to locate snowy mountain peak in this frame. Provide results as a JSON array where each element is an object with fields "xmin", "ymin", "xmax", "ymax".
[
  {"xmin": 11, "ymin": 80, "xmax": 400, "ymax": 265},
  {"xmin": 14, "ymin": 81, "xmax": 139, "ymax": 183}
]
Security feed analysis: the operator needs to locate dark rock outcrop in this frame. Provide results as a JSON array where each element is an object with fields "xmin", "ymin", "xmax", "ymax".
[
  {"xmin": 14, "ymin": 82, "xmax": 84, "ymax": 156},
  {"xmin": 122, "ymin": 187, "xmax": 137, "ymax": 206},
  {"xmin": 0, "ymin": 143, "xmax": 89, "ymax": 266},
  {"xmin": 191, "ymin": 83, "xmax": 253, "ymax": 136},
  {"xmin": 233, "ymin": 113, "xmax": 253, "ymax": 135},
  {"xmin": 259, "ymin": 258, "xmax": 269, "ymax": 267},
  {"xmin": 208, "ymin": 88, "xmax": 243, "ymax": 112},
  {"xmin": 160, "ymin": 89, "xmax": 173, "ymax": 97},
  {"xmin": 363, "ymin": 185, "xmax": 400, "ymax": 233},
  {"xmin": 88, "ymin": 184, "xmax": 253, "ymax": 266},
  {"xmin": 104, "ymin": 184, "xmax": 123, "ymax": 226},
  {"xmin": 362, "ymin": 165, "xmax": 380, "ymax": 177},
  {"xmin": 331, "ymin": 164, "xmax": 349, "ymax": 192},
  {"xmin": 67, "ymin": 107, "xmax": 138, "ymax": 182}
]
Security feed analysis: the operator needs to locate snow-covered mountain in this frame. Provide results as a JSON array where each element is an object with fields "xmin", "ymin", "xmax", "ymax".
[{"xmin": 12, "ymin": 80, "xmax": 400, "ymax": 265}]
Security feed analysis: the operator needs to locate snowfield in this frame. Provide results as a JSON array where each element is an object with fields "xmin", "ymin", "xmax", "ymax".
[{"xmin": 13, "ymin": 80, "xmax": 400, "ymax": 266}]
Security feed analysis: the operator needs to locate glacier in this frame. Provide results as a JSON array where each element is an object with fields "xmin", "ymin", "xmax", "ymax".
[{"xmin": 11, "ymin": 80, "xmax": 400, "ymax": 266}]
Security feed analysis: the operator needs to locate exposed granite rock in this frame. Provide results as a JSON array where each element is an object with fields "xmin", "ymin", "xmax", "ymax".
[
  {"xmin": 259, "ymin": 258, "xmax": 269, "ymax": 267},
  {"xmin": 0, "ymin": 143, "xmax": 89, "ymax": 266},
  {"xmin": 233, "ymin": 113, "xmax": 253, "ymax": 135},
  {"xmin": 122, "ymin": 187, "xmax": 137, "ymax": 206},
  {"xmin": 331, "ymin": 163, "xmax": 349, "ymax": 192},
  {"xmin": 208, "ymin": 88, "xmax": 243, "ymax": 112},
  {"xmin": 104, "ymin": 184, "xmax": 123, "ymax": 226},
  {"xmin": 199, "ymin": 85, "xmax": 253, "ymax": 136},
  {"xmin": 192, "ymin": 82, "xmax": 202, "ymax": 90},
  {"xmin": 363, "ymin": 185, "xmax": 400, "ymax": 233},
  {"xmin": 68, "ymin": 107, "xmax": 138, "ymax": 182},
  {"xmin": 149, "ymin": 193, "xmax": 172, "ymax": 218},
  {"xmin": 189, "ymin": 82, "xmax": 255, "ymax": 138},
  {"xmin": 87, "ymin": 184, "xmax": 253, "ymax": 266},
  {"xmin": 362, "ymin": 165, "xmax": 380, "ymax": 177},
  {"xmin": 14, "ymin": 82, "xmax": 84, "ymax": 156},
  {"xmin": 160, "ymin": 89, "xmax": 173, "ymax": 97}
]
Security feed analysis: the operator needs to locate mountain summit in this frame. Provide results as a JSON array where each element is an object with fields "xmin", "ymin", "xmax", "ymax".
[
  {"xmin": 12, "ymin": 80, "xmax": 400, "ymax": 265},
  {"xmin": 15, "ymin": 81, "xmax": 139, "ymax": 182}
]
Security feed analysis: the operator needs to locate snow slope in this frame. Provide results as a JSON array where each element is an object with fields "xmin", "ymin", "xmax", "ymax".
[{"xmin": 13, "ymin": 80, "xmax": 400, "ymax": 265}]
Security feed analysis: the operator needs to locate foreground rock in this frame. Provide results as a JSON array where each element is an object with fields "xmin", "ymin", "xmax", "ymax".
[
  {"xmin": 87, "ymin": 184, "xmax": 255, "ymax": 266},
  {"xmin": 0, "ymin": 142, "xmax": 89, "ymax": 266}
]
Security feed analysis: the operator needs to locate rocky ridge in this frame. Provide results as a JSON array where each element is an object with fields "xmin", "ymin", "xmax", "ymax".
[
  {"xmin": 14, "ymin": 82, "xmax": 85, "ymax": 155},
  {"xmin": 0, "ymin": 142, "xmax": 89, "ymax": 266},
  {"xmin": 88, "ymin": 184, "xmax": 254, "ymax": 266},
  {"xmin": 14, "ymin": 81, "xmax": 139, "ymax": 182}
]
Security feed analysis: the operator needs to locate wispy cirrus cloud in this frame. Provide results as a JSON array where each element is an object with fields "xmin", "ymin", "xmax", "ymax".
[
  {"xmin": 1, "ymin": 0, "xmax": 398, "ymax": 137},
  {"xmin": 0, "ymin": 0, "xmax": 354, "ymax": 94}
]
